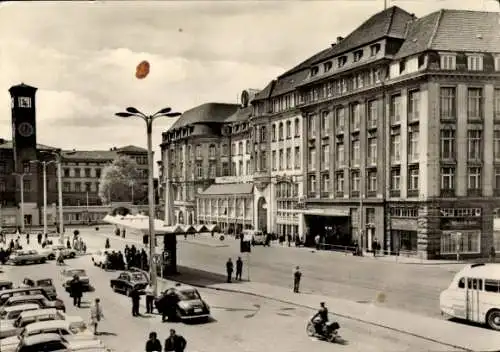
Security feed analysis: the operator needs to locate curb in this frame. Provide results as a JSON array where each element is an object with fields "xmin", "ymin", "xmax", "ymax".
[
  {"xmin": 181, "ymin": 240, "xmax": 229, "ymax": 248},
  {"xmin": 160, "ymin": 276, "xmax": 474, "ymax": 352}
]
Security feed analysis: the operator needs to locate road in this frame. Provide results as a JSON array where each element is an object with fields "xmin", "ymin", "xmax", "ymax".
[
  {"xmin": 0, "ymin": 234, "xmax": 457, "ymax": 352},
  {"xmin": 76, "ymin": 226, "xmax": 457, "ymax": 318}
]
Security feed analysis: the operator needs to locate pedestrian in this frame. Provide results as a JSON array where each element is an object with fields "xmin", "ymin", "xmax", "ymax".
[
  {"xmin": 293, "ymin": 266, "xmax": 302, "ymax": 293},
  {"xmin": 131, "ymin": 287, "xmax": 141, "ymax": 316},
  {"xmin": 287, "ymin": 234, "xmax": 292, "ymax": 247},
  {"xmin": 90, "ymin": 298, "xmax": 104, "ymax": 335},
  {"xmin": 372, "ymin": 239, "xmax": 377, "ymax": 257},
  {"xmin": 69, "ymin": 275, "xmax": 83, "ymax": 307},
  {"xmin": 226, "ymin": 258, "xmax": 233, "ymax": 283},
  {"xmin": 491, "ymin": 246, "xmax": 496, "ymax": 263},
  {"xmin": 145, "ymin": 283, "xmax": 155, "ymax": 314},
  {"xmin": 37, "ymin": 233, "xmax": 42, "ymax": 245},
  {"xmin": 66, "ymin": 238, "xmax": 71, "ymax": 249},
  {"xmin": 26, "ymin": 233, "xmax": 29, "ymax": 245},
  {"xmin": 105, "ymin": 238, "xmax": 110, "ymax": 249},
  {"xmin": 145, "ymin": 331, "xmax": 162, "ymax": 352},
  {"xmin": 164, "ymin": 329, "xmax": 187, "ymax": 352},
  {"xmin": 235, "ymin": 257, "xmax": 243, "ymax": 281},
  {"xmin": 315, "ymin": 234, "xmax": 320, "ymax": 250}
]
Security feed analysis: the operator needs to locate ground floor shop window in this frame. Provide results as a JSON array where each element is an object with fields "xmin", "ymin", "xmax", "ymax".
[
  {"xmin": 441, "ymin": 231, "xmax": 481, "ymax": 254},
  {"xmin": 391, "ymin": 230, "xmax": 418, "ymax": 252}
]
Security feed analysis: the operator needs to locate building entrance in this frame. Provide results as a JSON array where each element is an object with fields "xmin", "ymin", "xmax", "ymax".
[{"xmin": 305, "ymin": 215, "xmax": 351, "ymax": 248}]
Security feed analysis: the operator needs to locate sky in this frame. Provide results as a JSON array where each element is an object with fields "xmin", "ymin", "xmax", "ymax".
[{"xmin": 0, "ymin": 0, "xmax": 499, "ymax": 174}]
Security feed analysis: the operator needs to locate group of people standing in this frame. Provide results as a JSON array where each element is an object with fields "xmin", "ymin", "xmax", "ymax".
[
  {"xmin": 225, "ymin": 257, "xmax": 244, "ymax": 283},
  {"xmin": 146, "ymin": 330, "xmax": 187, "ymax": 352}
]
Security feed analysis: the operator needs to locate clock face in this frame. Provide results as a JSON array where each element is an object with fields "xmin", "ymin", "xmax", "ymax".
[
  {"xmin": 18, "ymin": 97, "xmax": 32, "ymax": 108},
  {"xmin": 18, "ymin": 122, "xmax": 34, "ymax": 137}
]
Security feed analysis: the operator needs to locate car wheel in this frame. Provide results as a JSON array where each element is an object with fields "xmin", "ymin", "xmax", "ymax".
[
  {"xmin": 40, "ymin": 258, "xmax": 46, "ymax": 264},
  {"xmin": 69, "ymin": 252, "xmax": 76, "ymax": 259},
  {"xmin": 306, "ymin": 321, "xmax": 316, "ymax": 337},
  {"xmin": 111, "ymin": 284, "xmax": 117, "ymax": 292},
  {"xmin": 487, "ymin": 309, "xmax": 500, "ymax": 331},
  {"xmin": 48, "ymin": 254, "xmax": 55, "ymax": 260}
]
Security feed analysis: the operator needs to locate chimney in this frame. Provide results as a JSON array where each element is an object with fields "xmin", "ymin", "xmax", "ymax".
[{"xmin": 336, "ymin": 36, "xmax": 344, "ymax": 44}]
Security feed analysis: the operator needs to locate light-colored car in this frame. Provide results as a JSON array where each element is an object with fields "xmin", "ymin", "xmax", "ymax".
[
  {"xmin": 40, "ymin": 244, "xmax": 77, "ymax": 260},
  {"xmin": 0, "ymin": 308, "xmax": 85, "ymax": 339},
  {"xmin": 13, "ymin": 333, "xmax": 105, "ymax": 352},
  {"xmin": 0, "ymin": 320, "xmax": 94, "ymax": 352},
  {"xmin": 61, "ymin": 269, "xmax": 91, "ymax": 291},
  {"xmin": 91, "ymin": 248, "xmax": 112, "ymax": 268},
  {"xmin": 6, "ymin": 250, "xmax": 46, "ymax": 265},
  {"xmin": 0, "ymin": 304, "xmax": 40, "ymax": 322},
  {"xmin": 20, "ymin": 278, "xmax": 57, "ymax": 299},
  {"xmin": 0, "ymin": 288, "xmax": 65, "ymax": 312}
]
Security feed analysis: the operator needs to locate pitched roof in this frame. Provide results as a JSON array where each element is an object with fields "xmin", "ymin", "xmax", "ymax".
[
  {"xmin": 61, "ymin": 150, "xmax": 117, "ymax": 161},
  {"xmin": 395, "ymin": 9, "xmax": 500, "ymax": 59},
  {"xmin": 116, "ymin": 145, "xmax": 147, "ymax": 153},
  {"xmin": 0, "ymin": 139, "xmax": 57, "ymax": 151},
  {"xmin": 253, "ymin": 80, "xmax": 275, "ymax": 101},
  {"xmin": 271, "ymin": 69, "xmax": 308, "ymax": 97},
  {"xmin": 169, "ymin": 103, "xmax": 239, "ymax": 130},
  {"xmin": 200, "ymin": 183, "xmax": 253, "ymax": 195},
  {"xmin": 225, "ymin": 106, "xmax": 252, "ymax": 123},
  {"xmin": 311, "ymin": 6, "xmax": 414, "ymax": 64}
]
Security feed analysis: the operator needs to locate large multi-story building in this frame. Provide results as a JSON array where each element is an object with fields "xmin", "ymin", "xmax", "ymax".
[{"xmin": 160, "ymin": 6, "xmax": 500, "ymax": 259}]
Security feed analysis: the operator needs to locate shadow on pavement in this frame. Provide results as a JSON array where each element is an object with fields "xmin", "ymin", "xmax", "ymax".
[
  {"xmin": 165, "ymin": 266, "xmax": 247, "ymax": 287},
  {"xmin": 96, "ymin": 331, "xmax": 118, "ymax": 336}
]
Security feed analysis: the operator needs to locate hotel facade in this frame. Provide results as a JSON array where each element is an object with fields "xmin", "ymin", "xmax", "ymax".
[{"xmin": 161, "ymin": 6, "xmax": 500, "ymax": 258}]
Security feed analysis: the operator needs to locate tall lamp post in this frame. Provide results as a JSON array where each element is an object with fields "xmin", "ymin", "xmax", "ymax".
[
  {"xmin": 115, "ymin": 106, "xmax": 181, "ymax": 296},
  {"xmin": 30, "ymin": 160, "xmax": 56, "ymax": 237},
  {"xmin": 12, "ymin": 172, "xmax": 31, "ymax": 233}
]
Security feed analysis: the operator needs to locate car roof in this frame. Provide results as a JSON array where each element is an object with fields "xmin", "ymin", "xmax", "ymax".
[
  {"xmin": 22, "ymin": 333, "xmax": 62, "ymax": 345},
  {"xmin": 8, "ymin": 294, "xmax": 45, "ymax": 302},
  {"xmin": 25, "ymin": 319, "xmax": 69, "ymax": 332},
  {"xmin": 2, "ymin": 303, "xmax": 39, "ymax": 312},
  {"xmin": 0, "ymin": 287, "xmax": 44, "ymax": 295},
  {"xmin": 174, "ymin": 285, "xmax": 196, "ymax": 292},
  {"xmin": 20, "ymin": 308, "xmax": 57, "ymax": 318},
  {"xmin": 455, "ymin": 263, "xmax": 500, "ymax": 280}
]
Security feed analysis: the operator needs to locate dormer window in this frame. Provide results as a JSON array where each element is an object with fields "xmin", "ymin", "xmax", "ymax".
[
  {"xmin": 418, "ymin": 54, "xmax": 426, "ymax": 69},
  {"xmin": 370, "ymin": 44, "xmax": 381, "ymax": 56},
  {"xmin": 399, "ymin": 59, "xmax": 406, "ymax": 74},
  {"xmin": 323, "ymin": 61, "xmax": 332, "ymax": 72},
  {"xmin": 353, "ymin": 50, "xmax": 363, "ymax": 62},
  {"xmin": 337, "ymin": 56, "xmax": 347, "ymax": 68},
  {"xmin": 494, "ymin": 56, "xmax": 500, "ymax": 71},
  {"xmin": 440, "ymin": 54, "xmax": 456, "ymax": 70},
  {"xmin": 467, "ymin": 55, "xmax": 483, "ymax": 71},
  {"xmin": 311, "ymin": 66, "xmax": 319, "ymax": 76}
]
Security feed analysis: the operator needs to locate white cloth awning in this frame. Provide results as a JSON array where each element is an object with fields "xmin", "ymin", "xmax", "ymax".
[
  {"xmin": 300, "ymin": 208, "xmax": 350, "ymax": 217},
  {"xmin": 195, "ymin": 224, "xmax": 208, "ymax": 233}
]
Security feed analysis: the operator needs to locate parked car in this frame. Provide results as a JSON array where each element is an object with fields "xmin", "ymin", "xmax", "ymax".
[
  {"xmin": 6, "ymin": 250, "xmax": 46, "ymax": 265},
  {"xmin": 91, "ymin": 248, "xmax": 112, "ymax": 268},
  {"xmin": 20, "ymin": 278, "xmax": 57, "ymax": 299},
  {"xmin": 0, "ymin": 280, "xmax": 13, "ymax": 290},
  {"xmin": 0, "ymin": 304, "xmax": 40, "ymax": 322},
  {"xmin": 242, "ymin": 230, "xmax": 266, "ymax": 245},
  {"xmin": 40, "ymin": 245, "xmax": 77, "ymax": 261},
  {"xmin": 61, "ymin": 269, "xmax": 91, "ymax": 291},
  {"xmin": 0, "ymin": 288, "xmax": 64, "ymax": 311},
  {"xmin": 110, "ymin": 271, "xmax": 149, "ymax": 296},
  {"xmin": 1, "ymin": 294, "xmax": 65, "ymax": 313},
  {"xmin": 155, "ymin": 284, "xmax": 210, "ymax": 321},
  {"xmin": 13, "ymin": 333, "xmax": 104, "ymax": 352},
  {"xmin": 0, "ymin": 320, "xmax": 95, "ymax": 352}
]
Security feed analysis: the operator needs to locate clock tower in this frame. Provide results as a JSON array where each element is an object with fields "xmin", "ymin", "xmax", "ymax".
[{"xmin": 9, "ymin": 83, "xmax": 38, "ymax": 174}]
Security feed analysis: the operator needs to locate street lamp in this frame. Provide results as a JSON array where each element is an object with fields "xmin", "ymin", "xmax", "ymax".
[
  {"xmin": 115, "ymin": 106, "xmax": 181, "ymax": 296},
  {"xmin": 30, "ymin": 160, "xmax": 56, "ymax": 238},
  {"xmin": 12, "ymin": 172, "xmax": 31, "ymax": 233}
]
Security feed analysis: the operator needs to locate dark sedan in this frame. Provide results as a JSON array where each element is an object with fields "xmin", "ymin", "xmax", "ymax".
[
  {"xmin": 155, "ymin": 285, "xmax": 210, "ymax": 322},
  {"xmin": 0, "ymin": 280, "xmax": 13, "ymax": 291},
  {"xmin": 110, "ymin": 271, "xmax": 148, "ymax": 296}
]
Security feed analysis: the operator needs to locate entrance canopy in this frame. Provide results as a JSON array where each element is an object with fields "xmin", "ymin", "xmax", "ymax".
[{"xmin": 301, "ymin": 208, "xmax": 349, "ymax": 217}]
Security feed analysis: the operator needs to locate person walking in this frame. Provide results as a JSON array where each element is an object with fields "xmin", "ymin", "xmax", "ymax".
[
  {"xmin": 131, "ymin": 287, "xmax": 141, "ymax": 316},
  {"xmin": 314, "ymin": 234, "xmax": 320, "ymax": 250},
  {"xmin": 293, "ymin": 266, "xmax": 302, "ymax": 293},
  {"xmin": 164, "ymin": 329, "xmax": 187, "ymax": 352},
  {"xmin": 235, "ymin": 257, "xmax": 243, "ymax": 281},
  {"xmin": 145, "ymin": 331, "xmax": 162, "ymax": 352},
  {"xmin": 145, "ymin": 283, "xmax": 155, "ymax": 314},
  {"xmin": 90, "ymin": 298, "xmax": 104, "ymax": 336},
  {"xmin": 25, "ymin": 233, "xmax": 30, "ymax": 245},
  {"xmin": 69, "ymin": 275, "xmax": 83, "ymax": 307},
  {"xmin": 226, "ymin": 258, "xmax": 234, "ymax": 283}
]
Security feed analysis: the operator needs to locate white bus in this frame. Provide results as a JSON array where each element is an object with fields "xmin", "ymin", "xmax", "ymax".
[{"xmin": 439, "ymin": 263, "xmax": 500, "ymax": 330}]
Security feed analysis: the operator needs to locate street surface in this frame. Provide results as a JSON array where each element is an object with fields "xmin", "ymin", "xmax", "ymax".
[
  {"xmin": 0, "ymin": 232, "xmax": 458, "ymax": 352},
  {"xmin": 78, "ymin": 225, "xmax": 457, "ymax": 318}
]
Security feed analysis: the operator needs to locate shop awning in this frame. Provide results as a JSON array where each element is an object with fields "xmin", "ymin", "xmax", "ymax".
[
  {"xmin": 301, "ymin": 208, "xmax": 350, "ymax": 217},
  {"xmin": 200, "ymin": 183, "xmax": 253, "ymax": 196}
]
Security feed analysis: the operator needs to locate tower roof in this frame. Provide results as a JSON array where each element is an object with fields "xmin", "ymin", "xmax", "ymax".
[{"xmin": 9, "ymin": 83, "xmax": 37, "ymax": 95}]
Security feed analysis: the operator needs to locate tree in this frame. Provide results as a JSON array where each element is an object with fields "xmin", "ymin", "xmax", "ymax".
[{"xmin": 98, "ymin": 156, "xmax": 146, "ymax": 204}]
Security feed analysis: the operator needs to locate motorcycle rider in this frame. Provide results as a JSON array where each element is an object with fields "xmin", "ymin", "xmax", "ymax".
[{"xmin": 311, "ymin": 302, "xmax": 328, "ymax": 335}]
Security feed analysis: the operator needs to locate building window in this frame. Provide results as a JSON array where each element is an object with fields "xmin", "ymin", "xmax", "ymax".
[
  {"xmin": 351, "ymin": 140, "xmax": 360, "ymax": 167},
  {"xmin": 367, "ymin": 138, "xmax": 377, "ymax": 166},
  {"xmin": 286, "ymin": 120, "xmax": 292, "ymax": 139},
  {"xmin": 351, "ymin": 103, "xmax": 360, "ymax": 130},
  {"xmin": 23, "ymin": 180, "xmax": 31, "ymax": 192},
  {"xmin": 321, "ymin": 111, "xmax": 330, "ymax": 135},
  {"xmin": 495, "ymin": 167, "xmax": 500, "ymax": 191},
  {"xmin": 85, "ymin": 168, "xmax": 91, "ymax": 177},
  {"xmin": 271, "ymin": 151, "xmax": 276, "ymax": 170},
  {"xmin": 320, "ymin": 144, "xmax": 329, "ymax": 170},
  {"xmin": 95, "ymin": 168, "xmax": 101, "ymax": 178},
  {"xmin": 238, "ymin": 142, "xmax": 243, "ymax": 155},
  {"xmin": 367, "ymin": 100, "xmax": 377, "ymax": 128},
  {"xmin": 261, "ymin": 151, "xmax": 267, "ymax": 171},
  {"xmin": 335, "ymin": 172, "xmax": 344, "ymax": 193},
  {"xmin": 390, "ymin": 133, "xmax": 401, "ymax": 164},
  {"xmin": 468, "ymin": 167, "xmax": 482, "ymax": 190},
  {"xmin": 308, "ymin": 175, "xmax": 317, "ymax": 195},
  {"xmin": 321, "ymin": 173, "xmax": 330, "ymax": 194},
  {"xmin": 440, "ymin": 87, "xmax": 456, "ymax": 120},
  {"xmin": 408, "ymin": 90, "xmax": 420, "ymax": 122},
  {"xmin": 467, "ymin": 88, "xmax": 483, "ymax": 120},
  {"xmin": 63, "ymin": 182, "xmax": 70, "ymax": 192},
  {"xmin": 294, "ymin": 147, "xmax": 301, "ymax": 169},
  {"xmin": 209, "ymin": 144, "xmax": 216, "ymax": 158},
  {"xmin": 278, "ymin": 149, "xmax": 284, "ymax": 170},
  {"xmin": 408, "ymin": 126, "xmax": 419, "ymax": 163},
  {"xmin": 222, "ymin": 162, "xmax": 229, "ymax": 176},
  {"xmin": 390, "ymin": 94, "xmax": 401, "ymax": 124},
  {"xmin": 222, "ymin": 144, "xmax": 228, "ymax": 156},
  {"xmin": 196, "ymin": 145, "xmax": 202, "ymax": 158},
  {"xmin": 440, "ymin": 54, "xmax": 456, "ymax": 70},
  {"xmin": 408, "ymin": 166, "xmax": 419, "ymax": 192},
  {"xmin": 441, "ymin": 167, "xmax": 455, "ymax": 190},
  {"xmin": 467, "ymin": 130, "xmax": 482, "ymax": 161},
  {"xmin": 467, "ymin": 55, "xmax": 483, "ymax": 71},
  {"xmin": 286, "ymin": 148, "xmax": 291, "ymax": 170},
  {"xmin": 85, "ymin": 182, "xmax": 91, "ymax": 192},
  {"xmin": 441, "ymin": 231, "xmax": 480, "ymax": 254},
  {"xmin": 63, "ymin": 168, "xmax": 70, "ymax": 177},
  {"xmin": 294, "ymin": 118, "xmax": 300, "ymax": 137},
  {"xmin": 245, "ymin": 140, "xmax": 250, "ymax": 154},
  {"xmin": 440, "ymin": 129, "xmax": 456, "ymax": 160},
  {"xmin": 209, "ymin": 163, "xmax": 216, "ymax": 178},
  {"xmin": 336, "ymin": 142, "xmax": 344, "ymax": 168},
  {"xmin": 367, "ymin": 170, "xmax": 377, "ymax": 192},
  {"xmin": 260, "ymin": 126, "xmax": 267, "ymax": 142},
  {"xmin": 74, "ymin": 182, "xmax": 81, "ymax": 192},
  {"xmin": 390, "ymin": 168, "xmax": 400, "ymax": 191},
  {"xmin": 246, "ymin": 160, "xmax": 250, "ymax": 174},
  {"xmin": 337, "ymin": 56, "xmax": 347, "ymax": 68},
  {"xmin": 370, "ymin": 44, "xmax": 380, "ymax": 56},
  {"xmin": 335, "ymin": 107, "xmax": 345, "ymax": 133},
  {"xmin": 238, "ymin": 161, "xmax": 243, "ymax": 176},
  {"xmin": 231, "ymin": 143, "xmax": 236, "ymax": 155},
  {"xmin": 308, "ymin": 147, "xmax": 316, "ymax": 171},
  {"xmin": 353, "ymin": 50, "xmax": 363, "ymax": 62},
  {"xmin": 0, "ymin": 181, "xmax": 5, "ymax": 192},
  {"xmin": 278, "ymin": 123, "xmax": 284, "ymax": 140},
  {"xmin": 351, "ymin": 171, "xmax": 360, "ymax": 192},
  {"xmin": 308, "ymin": 115, "xmax": 316, "ymax": 139},
  {"xmin": 495, "ymin": 131, "xmax": 500, "ymax": 162},
  {"xmin": 323, "ymin": 61, "xmax": 332, "ymax": 72},
  {"xmin": 195, "ymin": 162, "xmax": 203, "ymax": 178}
]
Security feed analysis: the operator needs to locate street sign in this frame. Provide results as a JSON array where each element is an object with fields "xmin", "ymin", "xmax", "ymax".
[{"xmin": 152, "ymin": 254, "xmax": 162, "ymax": 264}]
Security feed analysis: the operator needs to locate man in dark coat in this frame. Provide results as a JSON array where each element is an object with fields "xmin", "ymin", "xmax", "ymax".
[
  {"xmin": 226, "ymin": 258, "xmax": 233, "ymax": 283},
  {"xmin": 164, "ymin": 329, "xmax": 186, "ymax": 352},
  {"xmin": 235, "ymin": 257, "xmax": 243, "ymax": 281},
  {"xmin": 69, "ymin": 275, "xmax": 83, "ymax": 307},
  {"xmin": 131, "ymin": 287, "xmax": 141, "ymax": 317},
  {"xmin": 161, "ymin": 290, "xmax": 178, "ymax": 322},
  {"xmin": 145, "ymin": 331, "xmax": 162, "ymax": 352},
  {"xmin": 293, "ymin": 266, "xmax": 302, "ymax": 293}
]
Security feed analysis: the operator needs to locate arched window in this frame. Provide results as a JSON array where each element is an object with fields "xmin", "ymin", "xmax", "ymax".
[
  {"xmin": 272, "ymin": 124, "xmax": 276, "ymax": 141},
  {"xmin": 279, "ymin": 123, "xmax": 284, "ymax": 140},
  {"xmin": 238, "ymin": 142, "xmax": 243, "ymax": 155},
  {"xmin": 222, "ymin": 143, "xmax": 228, "ymax": 156},
  {"xmin": 195, "ymin": 144, "xmax": 202, "ymax": 158},
  {"xmin": 260, "ymin": 126, "xmax": 267, "ymax": 142},
  {"xmin": 209, "ymin": 144, "xmax": 216, "ymax": 157},
  {"xmin": 245, "ymin": 140, "xmax": 250, "ymax": 154},
  {"xmin": 294, "ymin": 118, "xmax": 300, "ymax": 137}
]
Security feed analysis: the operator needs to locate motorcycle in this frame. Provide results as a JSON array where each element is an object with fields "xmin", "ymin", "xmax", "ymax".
[{"xmin": 306, "ymin": 316, "xmax": 340, "ymax": 342}]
